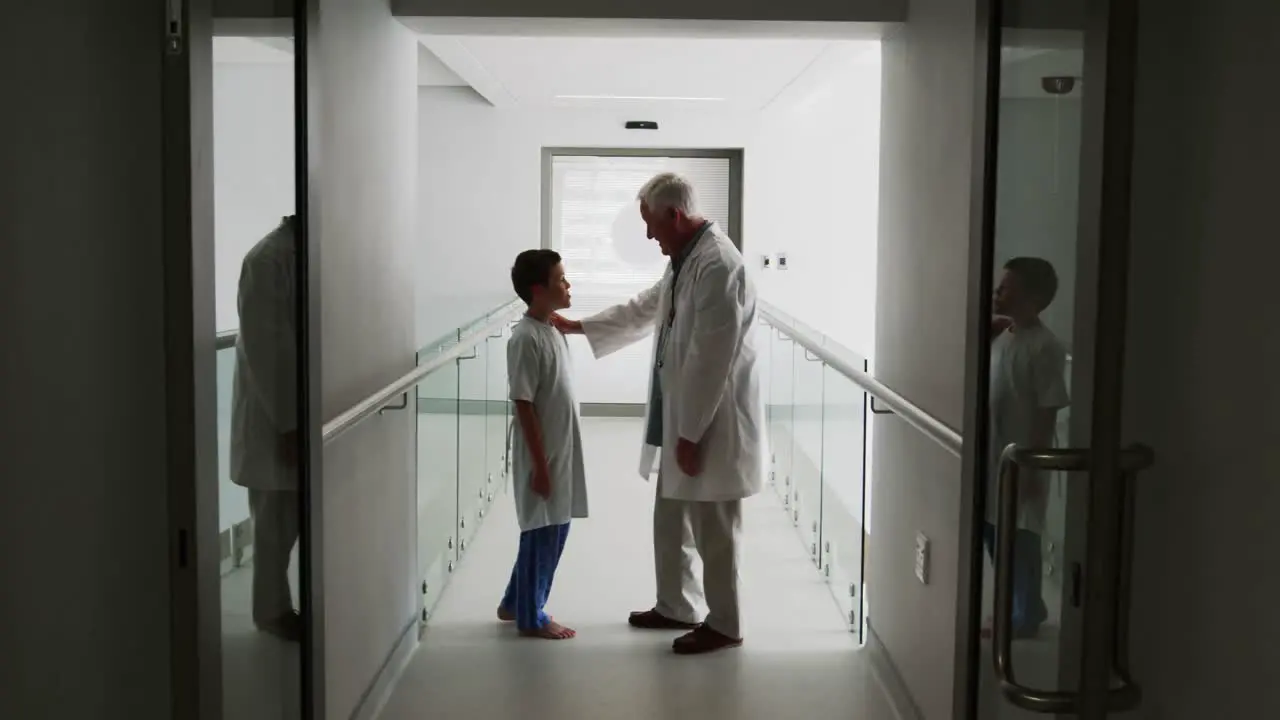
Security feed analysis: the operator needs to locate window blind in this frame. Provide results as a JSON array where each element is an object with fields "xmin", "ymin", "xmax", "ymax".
[{"xmin": 548, "ymin": 154, "xmax": 732, "ymax": 404}]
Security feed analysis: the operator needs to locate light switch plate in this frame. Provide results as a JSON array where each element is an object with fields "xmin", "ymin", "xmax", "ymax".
[
  {"xmin": 761, "ymin": 254, "xmax": 773, "ymax": 269},
  {"xmin": 777, "ymin": 252, "xmax": 789, "ymax": 270},
  {"xmin": 915, "ymin": 532, "xmax": 930, "ymax": 585}
]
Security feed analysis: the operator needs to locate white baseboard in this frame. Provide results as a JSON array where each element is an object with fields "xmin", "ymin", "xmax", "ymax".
[
  {"xmin": 350, "ymin": 615, "xmax": 419, "ymax": 720},
  {"xmin": 865, "ymin": 622, "xmax": 925, "ymax": 720}
]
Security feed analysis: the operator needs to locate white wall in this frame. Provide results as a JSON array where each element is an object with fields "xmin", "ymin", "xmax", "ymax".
[
  {"xmin": 1, "ymin": 0, "xmax": 187, "ymax": 715},
  {"xmin": 872, "ymin": 2, "xmax": 977, "ymax": 718},
  {"xmin": 416, "ymin": 87, "xmax": 759, "ymax": 402},
  {"xmin": 750, "ymin": 41, "xmax": 882, "ymax": 359},
  {"xmin": 213, "ymin": 55, "xmax": 296, "ymax": 332},
  {"xmin": 1125, "ymin": 0, "xmax": 1280, "ymax": 717},
  {"xmin": 416, "ymin": 45, "xmax": 880, "ymax": 404},
  {"xmin": 992, "ymin": 97, "xmax": 1081, "ymax": 346},
  {"xmin": 317, "ymin": 1, "xmax": 420, "ymax": 716}
]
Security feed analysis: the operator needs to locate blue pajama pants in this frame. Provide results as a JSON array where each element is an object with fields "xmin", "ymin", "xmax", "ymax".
[
  {"xmin": 499, "ymin": 522, "xmax": 571, "ymax": 631},
  {"xmin": 982, "ymin": 522, "xmax": 1048, "ymax": 634}
]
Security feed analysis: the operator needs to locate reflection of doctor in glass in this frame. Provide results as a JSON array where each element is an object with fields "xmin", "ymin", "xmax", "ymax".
[{"xmin": 230, "ymin": 215, "xmax": 301, "ymax": 642}]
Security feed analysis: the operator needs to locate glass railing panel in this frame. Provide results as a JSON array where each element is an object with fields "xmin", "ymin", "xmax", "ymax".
[
  {"xmin": 456, "ymin": 329, "xmax": 491, "ymax": 557},
  {"xmin": 791, "ymin": 341, "xmax": 826, "ymax": 566},
  {"xmin": 768, "ymin": 326, "xmax": 795, "ymax": 505},
  {"xmin": 216, "ymin": 343, "xmax": 252, "ymax": 573},
  {"xmin": 752, "ymin": 319, "xmax": 774, "ymax": 491},
  {"xmin": 486, "ymin": 323, "xmax": 513, "ymax": 498},
  {"xmin": 416, "ymin": 343, "xmax": 460, "ymax": 620},
  {"xmin": 820, "ymin": 361, "xmax": 870, "ymax": 637}
]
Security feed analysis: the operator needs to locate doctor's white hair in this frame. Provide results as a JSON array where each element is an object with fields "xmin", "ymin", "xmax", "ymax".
[{"xmin": 637, "ymin": 172, "xmax": 700, "ymax": 216}]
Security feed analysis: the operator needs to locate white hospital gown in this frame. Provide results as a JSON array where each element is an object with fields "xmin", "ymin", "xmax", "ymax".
[
  {"xmin": 985, "ymin": 323, "xmax": 1070, "ymax": 533},
  {"xmin": 507, "ymin": 316, "xmax": 589, "ymax": 532}
]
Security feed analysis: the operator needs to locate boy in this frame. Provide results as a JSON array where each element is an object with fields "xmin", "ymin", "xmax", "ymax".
[
  {"xmin": 497, "ymin": 249, "xmax": 587, "ymax": 640},
  {"xmin": 985, "ymin": 256, "xmax": 1070, "ymax": 640}
]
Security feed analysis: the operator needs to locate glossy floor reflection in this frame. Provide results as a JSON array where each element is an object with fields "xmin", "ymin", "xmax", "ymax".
[{"xmin": 380, "ymin": 418, "xmax": 901, "ymax": 720}]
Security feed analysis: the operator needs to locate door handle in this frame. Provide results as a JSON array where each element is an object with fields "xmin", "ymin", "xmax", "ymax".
[{"xmin": 992, "ymin": 443, "xmax": 1153, "ymax": 713}]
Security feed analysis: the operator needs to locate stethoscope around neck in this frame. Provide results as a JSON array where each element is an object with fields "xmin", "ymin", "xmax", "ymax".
[{"xmin": 654, "ymin": 270, "xmax": 683, "ymax": 370}]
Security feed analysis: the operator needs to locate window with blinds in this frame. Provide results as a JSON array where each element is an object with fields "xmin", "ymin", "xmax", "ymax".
[{"xmin": 547, "ymin": 153, "xmax": 734, "ymax": 405}]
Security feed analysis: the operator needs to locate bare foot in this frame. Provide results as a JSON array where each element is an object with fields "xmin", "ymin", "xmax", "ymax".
[{"xmin": 519, "ymin": 620, "xmax": 576, "ymax": 640}]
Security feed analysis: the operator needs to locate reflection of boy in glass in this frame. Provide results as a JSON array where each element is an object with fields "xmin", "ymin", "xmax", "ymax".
[{"xmin": 984, "ymin": 257, "xmax": 1069, "ymax": 640}]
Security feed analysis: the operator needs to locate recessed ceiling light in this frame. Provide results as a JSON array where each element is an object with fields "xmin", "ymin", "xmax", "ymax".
[{"xmin": 553, "ymin": 95, "xmax": 726, "ymax": 102}]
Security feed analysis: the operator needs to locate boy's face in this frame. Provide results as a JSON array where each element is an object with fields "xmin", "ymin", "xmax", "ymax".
[
  {"xmin": 534, "ymin": 262, "xmax": 572, "ymax": 311},
  {"xmin": 992, "ymin": 268, "xmax": 1028, "ymax": 316}
]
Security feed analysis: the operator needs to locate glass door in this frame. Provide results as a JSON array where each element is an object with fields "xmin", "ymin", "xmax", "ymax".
[
  {"xmin": 965, "ymin": 0, "xmax": 1152, "ymax": 718},
  {"xmin": 206, "ymin": 1, "xmax": 311, "ymax": 719}
]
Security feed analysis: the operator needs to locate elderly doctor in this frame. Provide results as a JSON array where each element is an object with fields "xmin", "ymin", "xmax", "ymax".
[
  {"xmin": 555, "ymin": 172, "xmax": 766, "ymax": 655},
  {"xmin": 231, "ymin": 215, "xmax": 301, "ymax": 642}
]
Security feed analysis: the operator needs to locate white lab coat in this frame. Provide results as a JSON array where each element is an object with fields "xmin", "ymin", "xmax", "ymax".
[
  {"xmin": 581, "ymin": 224, "xmax": 767, "ymax": 502},
  {"xmin": 231, "ymin": 217, "xmax": 298, "ymax": 491}
]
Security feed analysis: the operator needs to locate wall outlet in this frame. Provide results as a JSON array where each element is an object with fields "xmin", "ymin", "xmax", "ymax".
[
  {"xmin": 915, "ymin": 532, "xmax": 930, "ymax": 585},
  {"xmin": 761, "ymin": 254, "xmax": 773, "ymax": 269},
  {"xmin": 777, "ymin": 252, "xmax": 789, "ymax": 270}
]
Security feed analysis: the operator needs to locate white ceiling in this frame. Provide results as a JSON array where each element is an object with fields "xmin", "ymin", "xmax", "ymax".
[{"xmin": 417, "ymin": 36, "xmax": 835, "ymax": 111}]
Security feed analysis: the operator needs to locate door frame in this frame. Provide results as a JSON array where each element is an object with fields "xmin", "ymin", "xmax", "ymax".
[
  {"xmin": 297, "ymin": 0, "xmax": 326, "ymax": 716},
  {"xmin": 196, "ymin": 2, "xmax": 325, "ymax": 718},
  {"xmin": 955, "ymin": 0, "xmax": 1146, "ymax": 717}
]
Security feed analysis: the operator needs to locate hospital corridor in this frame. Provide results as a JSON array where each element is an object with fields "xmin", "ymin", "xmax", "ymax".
[
  {"xmin": 379, "ymin": 417, "xmax": 889, "ymax": 720},
  {"xmin": 5, "ymin": 1, "xmax": 1278, "ymax": 720}
]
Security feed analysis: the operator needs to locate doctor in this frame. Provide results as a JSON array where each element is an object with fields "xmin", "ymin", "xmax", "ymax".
[
  {"xmin": 554, "ymin": 172, "xmax": 766, "ymax": 655},
  {"xmin": 231, "ymin": 215, "xmax": 301, "ymax": 642}
]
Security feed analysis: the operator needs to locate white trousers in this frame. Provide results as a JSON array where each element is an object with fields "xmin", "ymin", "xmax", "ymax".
[
  {"xmin": 652, "ymin": 479, "xmax": 744, "ymax": 639},
  {"xmin": 249, "ymin": 488, "xmax": 299, "ymax": 623}
]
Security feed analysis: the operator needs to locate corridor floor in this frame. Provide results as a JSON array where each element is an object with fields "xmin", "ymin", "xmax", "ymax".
[{"xmin": 378, "ymin": 418, "xmax": 902, "ymax": 720}]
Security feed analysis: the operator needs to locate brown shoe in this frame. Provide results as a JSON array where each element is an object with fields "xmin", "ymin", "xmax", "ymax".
[
  {"xmin": 673, "ymin": 625, "xmax": 743, "ymax": 655},
  {"xmin": 256, "ymin": 611, "xmax": 302, "ymax": 642},
  {"xmin": 628, "ymin": 609, "xmax": 699, "ymax": 630}
]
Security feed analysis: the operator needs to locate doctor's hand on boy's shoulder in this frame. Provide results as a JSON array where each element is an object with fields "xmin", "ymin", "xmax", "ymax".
[
  {"xmin": 532, "ymin": 463, "xmax": 552, "ymax": 499},
  {"xmin": 550, "ymin": 313, "xmax": 583, "ymax": 335}
]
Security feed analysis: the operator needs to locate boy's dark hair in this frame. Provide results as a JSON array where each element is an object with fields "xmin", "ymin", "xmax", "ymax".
[
  {"xmin": 1004, "ymin": 256, "xmax": 1059, "ymax": 311},
  {"xmin": 511, "ymin": 249, "xmax": 562, "ymax": 304}
]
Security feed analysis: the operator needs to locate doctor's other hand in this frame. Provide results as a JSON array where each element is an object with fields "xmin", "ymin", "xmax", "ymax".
[
  {"xmin": 550, "ymin": 313, "xmax": 583, "ymax": 335},
  {"xmin": 531, "ymin": 465, "xmax": 552, "ymax": 500},
  {"xmin": 278, "ymin": 431, "xmax": 300, "ymax": 469},
  {"xmin": 676, "ymin": 438, "xmax": 703, "ymax": 477}
]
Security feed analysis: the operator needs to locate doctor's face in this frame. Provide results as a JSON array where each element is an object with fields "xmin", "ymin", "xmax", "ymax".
[{"xmin": 639, "ymin": 201, "xmax": 680, "ymax": 256}]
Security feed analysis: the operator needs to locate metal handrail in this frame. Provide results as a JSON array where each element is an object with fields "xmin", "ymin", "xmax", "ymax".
[
  {"xmin": 758, "ymin": 302, "xmax": 963, "ymax": 458},
  {"xmin": 216, "ymin": 330, "xmax": 238, "ymax": 350},
  {"xmin": 321, "ymin": 298, "xmax": 524, "ymax": 445}
]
